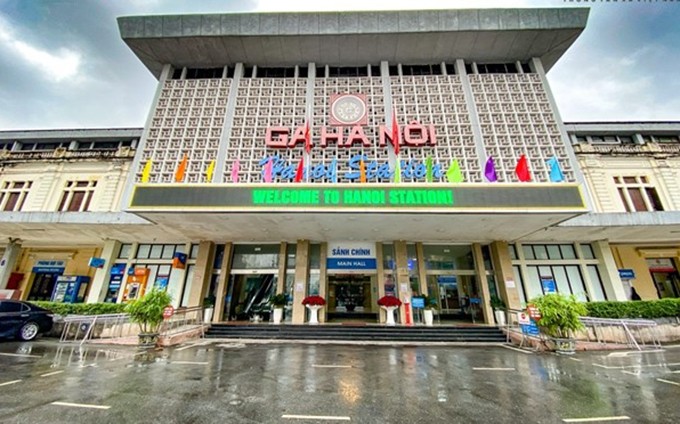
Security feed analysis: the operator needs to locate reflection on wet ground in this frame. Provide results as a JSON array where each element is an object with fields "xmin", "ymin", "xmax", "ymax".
[{"xmin": 0, "ymin": 339, "xmax": 679, "ymax": 423}]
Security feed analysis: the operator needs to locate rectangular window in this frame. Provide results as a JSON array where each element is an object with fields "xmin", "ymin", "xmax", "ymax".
[
  {"xmin": 512, "ymin": 265, "xmax": 526, "ymax": 305},
  {"xmin": 0, "ymin": 181, "xmax": 32, "ymax": 211},
  {"xmin": 57, "ymin": 180, "xmax": 97, "ymax": 212},
  {"xmin": 580, "ymin": 244, "xmax": 595, "ymax": 260},
  {"xmin": 586, "ymin": 265, "xmax": 606, "ymax": 301},
  {"xmin": 136, "ymin": 244, "xmax": 151, "ymax": 259},
  {"xmin": 118, "ymin": 244, "xmax": 132, "ymax": 259},
  {"xmin": 382, "ymin": 243, "xmax": 395, "ymax": 271},
  {"xmin": 615, "ymin": 176, "xmax": 664, "ymax": 212}
]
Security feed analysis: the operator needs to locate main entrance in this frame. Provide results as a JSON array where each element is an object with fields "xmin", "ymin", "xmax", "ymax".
[{"xmin": 327, "ymin": 274, "xmax": 377, "ymax": 322}]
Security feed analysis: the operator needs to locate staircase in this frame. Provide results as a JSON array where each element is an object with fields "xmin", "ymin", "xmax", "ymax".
[{"xmin": 205, "ymin": 324, "xmax": 506, "ymax": 343}]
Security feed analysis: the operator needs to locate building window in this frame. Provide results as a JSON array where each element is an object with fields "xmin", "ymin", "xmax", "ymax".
[
  {"xmin": 57, "ymin": 181, "xmax": 97, "ymax": 212},
  {"xmin": 401, "ymin": 64, "xmax": 442, "ymax": 76},
  {"xmin": 0, "ymin": 181, "xmax": 32, "ymax": 211},
  {"xmin": 614, "ymin": 176, "xmax": 664, "ymax": 212},
  {"xmin": 476, "ymin": 63, "xmax": 519, "ymax": 74}
]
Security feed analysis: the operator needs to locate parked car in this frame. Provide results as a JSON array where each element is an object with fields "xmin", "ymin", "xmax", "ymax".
[{"xmin": 0, "ymin": 300, "xmax": 54, "ymax": 341}]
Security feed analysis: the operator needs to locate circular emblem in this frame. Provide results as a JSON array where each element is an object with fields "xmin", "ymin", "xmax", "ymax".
[{"xmin": 331, "ymin": 95, "xmax": 366, "ymax": 125}]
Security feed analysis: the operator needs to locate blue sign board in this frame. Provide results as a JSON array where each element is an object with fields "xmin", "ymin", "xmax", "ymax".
[
  {"xmin": 411, "ymin": 297, "xmax": 425, "ymax": 309},
  {"xmin": 618, "ymin": 269, "xmax": 635, "ymax": 279},
  {"xmin": 541, "ymin": 277, "xmax": 557, "ymax": 294},
  {"xmin": 469, "ymin": 297, "xmax": 481, "ymax": 305},
  {"xmin": 521, "ymin": 319, "xmax": 540, "ymax": 336},
  {"xmin": 327, "ymin": 258, "xmax": 377, "ymax": 270},
  {"xmin": 437, "ymin": 276, "xmax": 457, "ymax": 285},
  {"xmin": 32, "ymin": 260, "xmax": 66, "ymax": 274},
  {"xmin": 110, "ymin": 264, "xmax": 126, "ymax": 276},
  {"xmin": 89, "ymin": 257, "xmax": 105, "ymax": 268}
]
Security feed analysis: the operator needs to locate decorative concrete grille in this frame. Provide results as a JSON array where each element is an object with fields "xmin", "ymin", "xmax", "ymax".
[
  {"xmin": 138, "ymin": 78, "xmax": 230, "ymax": 183},
  {"xmin": 390, "ymin": 75, "xmax": 479, "ymax": 182},
  {"xmin": 222, "ymin": 78, "xmax": 307, "ymax": 183},
  {"xmin": 469, "ymin": 73, "xmax": 574, "ymax": 183}
]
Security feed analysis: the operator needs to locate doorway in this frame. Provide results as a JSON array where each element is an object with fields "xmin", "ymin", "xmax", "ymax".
[
  {"xmin": 224, "ymin": 273, "xmax": 277, "ymax": 322},
  {"xmin": 328, "ymin": 274, "xmax": 376, "ymax": 322}
]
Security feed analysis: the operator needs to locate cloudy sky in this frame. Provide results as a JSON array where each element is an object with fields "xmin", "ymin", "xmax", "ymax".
[{"xmin": 0, "ymin": 0, "xmax": 678, "ymax": 130}]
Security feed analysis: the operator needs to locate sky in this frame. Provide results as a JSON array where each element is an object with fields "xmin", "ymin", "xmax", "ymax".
[{"xmin": 0, "ymin": 0, "xmax": 678, "ymax": 131}]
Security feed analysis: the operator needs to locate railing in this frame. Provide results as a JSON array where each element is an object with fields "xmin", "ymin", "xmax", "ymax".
[
  {"xmin": 60, "ymin": 313, "xmax": 133, "ymax": 345},
  {"xmin": 579, "ymin": 316, "xmax": 661, "ymax": 351},
  {"xmin": 159, "ymin": 306, "xmax": 206, "ymax": 338},
  {"xmin": 499, "ymin": 308, "xmax": 662, "ymax": 351}
]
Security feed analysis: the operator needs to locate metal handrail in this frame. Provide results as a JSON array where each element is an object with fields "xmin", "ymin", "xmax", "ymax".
[
  {"xmin": 159, "ymin": 306, "xmax": 206, "ymax": 338},
  {"xmin": 59, "ymin": 313, "xmax": 131, "ymax": 345}
]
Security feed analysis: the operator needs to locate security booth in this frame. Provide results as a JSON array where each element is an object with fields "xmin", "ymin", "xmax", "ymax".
[{"xmin": 50, "ymin": 275, "xmax": 90, "ymax": 303}]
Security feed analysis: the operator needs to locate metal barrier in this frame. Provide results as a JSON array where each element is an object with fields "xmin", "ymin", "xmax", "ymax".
[
  {"xmin": 579, "ymin": 316, "xmax": 661, "ymax": 351},
  {"xmin": 60, "ymin": 313, "xmax": 133, "ymax": 345},
  {"xmin": 159, "ymin": 306, "xmax": 206, "ymax": 338},
  {"xmin": 499, "ymin": 308, "xmax": 662, "ymax": 351}
]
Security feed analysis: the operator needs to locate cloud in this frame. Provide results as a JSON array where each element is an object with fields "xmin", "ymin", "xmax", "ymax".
[{"xmin": 0, "ymin": 16, "xmax": 81, "ymax": 83}]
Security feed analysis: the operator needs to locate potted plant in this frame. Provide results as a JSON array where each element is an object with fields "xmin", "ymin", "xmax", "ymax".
[
  {"xmin": 125, "ymin": 289, "xmax": 172, "ymax": 347},
  {"xmin": 203, "ymin": 295, "xmax": 215, "ymax": 324},
  {"xmin": 489, "ymin": 295, "xmax": 507, "ymax": 326},
  {"xmin": 269, "ymin": 293, "xmax": 288, "ymax": 324},
  {"xmin": 530, "ymin": 293, "xmax": 587, "ymax": 354},
  {"xmin": 421, "ymin": 295, "xmax": 438, "ymax": 326},
  {"xmin": 301, "ymin": 295, "xmax": 326, "ymax": 325},
  {"xmin": 377, "ymin": 295, "xmax": 402, "ymax": 326}
]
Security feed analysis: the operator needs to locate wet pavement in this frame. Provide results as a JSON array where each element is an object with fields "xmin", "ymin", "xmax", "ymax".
[{"xmin": 0, "ymin": 339, "xmax": 679, "ymax": 423}]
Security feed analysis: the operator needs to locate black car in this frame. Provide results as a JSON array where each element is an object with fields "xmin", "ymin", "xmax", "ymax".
[{"xmin": 0, "ymin": 300, "xmax": 54, "ymax": 341}]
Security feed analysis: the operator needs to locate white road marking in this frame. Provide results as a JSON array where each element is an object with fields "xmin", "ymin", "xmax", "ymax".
[
  {"xmin": 607, "ymin": 350, "xmax": 665, "ymax": 357},
  {"xmin": 313, "ymin": 364, "xmax": 352, "ymax": 368},
  {"xmin": 472, "ymin": 367, "xmax": 516, "ymax": 371},
  {"xmin": 671, "ymin": 370, "xmax": 680, "ymax": 373},
  {"xmin": 51, "ymin": 401, "xmax": 110, "ymax": 410},
  {"xmin": 594, "ymin": 362, "xmax": 680, "ymax": 370},
  {"xmin": 501, "ymin": 345, "xmax": 533, "ymax": 354},
  {"xmin": 171, "ymin": 361, "xmax": 208, "ymax": 365},
  {"xmin": 282, "ymin": 415, "xmax": 350, "ymax": 421},
  {"xmin": 563, "ymin": 416, "xmax": 630, "ymax": 422},
  {"xmin": 621, "ymin": 370, "xmax": 639, "ymax": 376},
  {"xmin": 175, "ymin": 341, "xmax": 207, "ymax": 351},
  {"xmin": 657, "ymin": 378, "xmax": 680, "ymax": 386},
  {"xmin": 569, "ymin": 358, "xmax": 583, "ymax": 362},
  {"xmin": 40, "ymin": 370, "xmax": 64, "ymax": 377},
  {"xmin": 0, "ymin": 380, "xmax": 21, "ymax": 387},
  {"xmin": 0, "ymin": 352, "xmax": 41, "ymax": 358}
]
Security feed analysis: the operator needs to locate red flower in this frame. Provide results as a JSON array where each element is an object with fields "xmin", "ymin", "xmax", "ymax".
[
  {"xmin": 377, "ymin": 295, "xmax": 402, "ymax": 308},
  {"xmin": 302, "ymin": 295, "xmax": 326, "ymax": 306}
]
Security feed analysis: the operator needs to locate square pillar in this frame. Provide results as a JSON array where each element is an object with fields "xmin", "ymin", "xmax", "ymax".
[
  {"xmin": 490, "ymin": 241, "xmax": 522, "ymax": 310},
  {"xmin": 394, "ymin": 241, "xmax": 411, "ymax": 325},
  {"xmin": 472, "ymin": 243, "xmax": 494, "ymax": 324},
  {"xmin": 592, "ymin": 240, "xmax": 628, "ymax": 301},
  {"xmin": 277, "ymin": 243, "xmax": 287, "ymax": 294},
  {"xmin": 291, "ymin": 240, "xmax": 310, "ymax": 324},
  {"xmin": 416, "ymin": 243, "xmax": 428, "ymax": 295},
  {"xmin": 0, "ymin": 240, "xmax": 22, "ymax": 290},
  {"xmin": 187, "ymin": 241, "xmax": 215, "ymax": 307},
  {"xmin": 319, "ymin": 242, "xmax": 328, "ymax": 323},
  {"xmin": 87, "ymin": 240, "xmax": 121, "ymax": 303},
  {"xmin": 213, "ymin": 243, "xmax": 233, "ymax": 323},
  {"xmin": 376, "ymin": 242, "xmax": 386, "ymax": 323}
]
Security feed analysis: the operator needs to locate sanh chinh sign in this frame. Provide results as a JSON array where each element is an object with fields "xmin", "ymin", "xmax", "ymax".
[
  {"xmin": 327, "ymin": 242, "xmax": 377, "ymax": 271},
  {"xmin": 129, "ymin": 183, "xmax": 587, "ymax": 212}
]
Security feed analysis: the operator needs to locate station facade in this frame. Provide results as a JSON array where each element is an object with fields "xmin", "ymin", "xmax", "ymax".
[{"xmin": 0, "ymin": 8, "xmax": 679, "ymax": 325}]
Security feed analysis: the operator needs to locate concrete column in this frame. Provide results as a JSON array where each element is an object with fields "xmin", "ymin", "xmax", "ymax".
[
  {"xmin": 86, "ymin": 240, "xmax": 121, "ymax": 303},
  {"xmin": 490, "ymin": 241, "xmax": 522, "ymax": 310},
  {"xmin": 472, "ymin": 243, "xmax": 493, "ymax": 324},
  {"xmin": 416, "ymin": 242, "xmax": 428, "ymax": 295},
  {"xmin": 292, "ymin": 240, "xmax": 310, "ymax": 324},
  {"xmin": 187, "ymin": 241, "xmax": 215, "ymax": 307},
  {"xmin": 319, "ymin": 242, "xmax": 328, "ymax": 324},
  {"xmin": 592, "ymin": 240, "xmax": 628, "ymax": 301},
  {"xmin": 395, "ymin": 241, "xmax": 411, "ymax": 325},
  {"xmin": 376, "ymin": 242, "xmax": 386, "ymax": 323},
  {"xmin": 277, "ymin": 243, "xmax": 287, "ymax": 295},
  {"xmin": 213, "ymin": 243, "xmax": 233, "ymax": 323},
  {"xmin": 0, "ymin": 240, "xmax": 22, "ymax": 290}
]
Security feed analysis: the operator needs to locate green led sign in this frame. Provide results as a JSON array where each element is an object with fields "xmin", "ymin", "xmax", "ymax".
[
  {"xmin": 130, "ymin": 184, "xmax": 586, "ymax": 211},
  {"xmin": 251, "ymin": 189, "xmax": 454, "ymax": 206}
]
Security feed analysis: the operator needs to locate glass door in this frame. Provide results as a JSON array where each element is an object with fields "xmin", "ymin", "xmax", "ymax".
[{"xmin": 224, "ymin": 273, "xmax": 277, "ymax": 322}]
